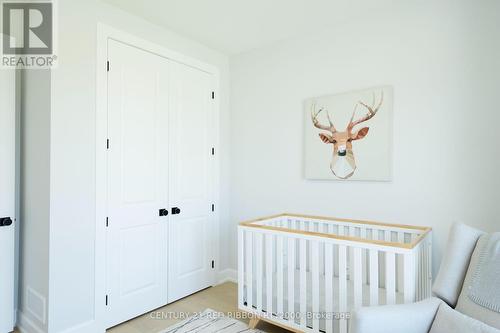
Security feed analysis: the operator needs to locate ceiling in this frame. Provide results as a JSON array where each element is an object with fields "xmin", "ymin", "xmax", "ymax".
[{"xmin": 101, "ymin": 0, "xmax": 394, "ymax": 55}]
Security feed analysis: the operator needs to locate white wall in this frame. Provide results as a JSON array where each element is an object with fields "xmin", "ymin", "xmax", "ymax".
[
  {"xmin": 18, "ymin": 70, "xmax": 51, "ymax": 332},
  {"xmin": 48, "ymin": 2, "xmax": 97, "ymax": 331},
  {"xmin": 38, "ymin": 1, "xmax": 231, "ymax": 332},
  {"xmin": 229, "ymin": 0, "xmax": 500, "ymax": 273}
]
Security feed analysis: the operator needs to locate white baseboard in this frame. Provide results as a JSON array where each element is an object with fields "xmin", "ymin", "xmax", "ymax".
[
  {"xmin": 17, "ymin": 311, "xmax": 102, "ymax": 333},
  {"xmin": 217, "ymin": 269, "xmax": 237, "ymax": 284},
  {"xmin": 17, "ymin": 310, "xmax": 45, "ymax": 333},
  {"xmin": 17, "ymin": 272, "xmax": 237, "ymax": 333}
]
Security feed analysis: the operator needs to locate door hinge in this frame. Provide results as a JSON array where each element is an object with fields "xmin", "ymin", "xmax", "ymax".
[
  {"xmin": 211, "ymin": 204, "xmax": 215, "ymax": 212},
  {"xmin": 106, "ymin": 139, "xmax": 110, "ymax": 150},
  {"xmin": 211, "ymin": 147, "xmax": 215, "ymax": 155},
  {"xmin": 211, "ymin": 91, "xmax": 215, "ymax": 99},
  {"xmin": 211, "ymin": 260, "xmax": 215, "ymax": 269},
  {"xmin": 106, "ymin": 217, "xmax": 109, "ymax": 227},
  {"xmin": 107, "ymin": 61, "xmax": 110, "ymax": 72},
  {"xmin": 105, "ymin": 295, "xmax": 109, "ymax": 306}
]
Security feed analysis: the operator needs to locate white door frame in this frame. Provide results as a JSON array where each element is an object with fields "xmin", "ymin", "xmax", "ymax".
[{"xmin": 95, "ymin": 24, "xmax": 220, "ymax": 331}]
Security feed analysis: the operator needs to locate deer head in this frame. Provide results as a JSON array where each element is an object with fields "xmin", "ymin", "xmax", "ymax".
[{"xmin": 311, "ymin": 92, "xmax": 384, "ymax": 179}]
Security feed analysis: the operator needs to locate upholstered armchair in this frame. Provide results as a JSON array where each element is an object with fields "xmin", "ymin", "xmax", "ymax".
[{"xmin": 350, "ymin": 223, "xmax": 500, "ymax": 333}]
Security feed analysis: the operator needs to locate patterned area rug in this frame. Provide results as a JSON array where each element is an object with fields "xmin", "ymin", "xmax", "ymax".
[{"xmin": 159, "ymin": 309, "xmax": 264, "ymax": 333}]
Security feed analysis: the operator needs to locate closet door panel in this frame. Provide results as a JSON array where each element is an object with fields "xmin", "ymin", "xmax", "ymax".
[
  {"xmin": 168, "ymin": 62, "xmax": 215, "ymax": 302},
  {"xmin": 0, "ymin": 47, "xmax": 15, "ymax": 333},
  {"xmin": 106, "ymin": 39, "xmax": 169, "ymax": 328}
]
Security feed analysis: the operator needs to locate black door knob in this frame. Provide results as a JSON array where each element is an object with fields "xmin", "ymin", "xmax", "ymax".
[
  {"xmin": 171, "ymin": 207, "xmax": 181, "ymax": 215},
  {"xmin": 0, "ymin": 217, "xmax": 13, "ymax": 227},
  {"xmin": 159, "ymin": 209, "xmax": 169, "ymax": 217}
]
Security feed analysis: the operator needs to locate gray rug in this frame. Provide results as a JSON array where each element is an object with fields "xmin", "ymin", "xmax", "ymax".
[{"xmin": 159, "ymin": 309, "xmax": 264, "ymax": 333}]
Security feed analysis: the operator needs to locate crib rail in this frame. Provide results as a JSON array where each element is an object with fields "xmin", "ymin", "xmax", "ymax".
[{"xmin": 238, "ymin": 214, "xmax": 432, "ymax": 333}]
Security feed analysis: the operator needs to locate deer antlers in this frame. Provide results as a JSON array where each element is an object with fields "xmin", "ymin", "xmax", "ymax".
[
  {"xmin": 310, "ymin": 103, "xmax": 337, "ymax": 133},
  {"xmin": 311, "ymin": 91, "xmax": 384, "ymax": 132},
  {"xmin": 348, "ymin": 91, "xmax": 384, "ymax": 130}
]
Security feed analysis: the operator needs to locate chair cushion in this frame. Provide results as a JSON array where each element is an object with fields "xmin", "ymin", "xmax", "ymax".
[
  {"xmin": 429, "ymin": 302, "xmax": 500, "ymax": 333},
  {"xmin": 350, "ymin": 297, "xmax": 442, "ymax": 333},
  {"xmin": 456, "ymin": 234, "xmax": 500, "ymax": 329},
  {"xmin": 432, "ymin": 223, "xmax": 484, "ymax": 307}
]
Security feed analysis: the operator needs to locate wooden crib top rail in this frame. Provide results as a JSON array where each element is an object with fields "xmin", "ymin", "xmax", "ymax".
[{"xmin": 239, "ymin": 213, "xmax": 432, "ymax": 250}]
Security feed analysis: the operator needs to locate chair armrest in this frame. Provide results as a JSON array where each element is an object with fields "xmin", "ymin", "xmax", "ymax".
[{"xmin": 349, "ymin": 297, "xmax": 442, "ymax": 333}]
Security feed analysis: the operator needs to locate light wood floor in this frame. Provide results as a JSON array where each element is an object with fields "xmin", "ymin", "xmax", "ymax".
[{"xmin": 108, "ymin": 282, "xmax": 289, "ymax": 333}]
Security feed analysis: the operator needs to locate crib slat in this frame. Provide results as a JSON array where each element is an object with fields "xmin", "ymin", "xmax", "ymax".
[
  {"xmin": 299, "ymin": 217, "xmax": 307, "ymax": 327},
  {"xmin": 421, "ymin": 242, "xmax": 426, "ymax": 300},
  {"xmin": 386, "ymin": 252, "xmax": 396, "ymax": 305},
  {"xmin": 238, "ymin": 229, "xmax": 244, "ymax": 307},
  {"xmin": 277, "ymin": 236, "xmax": 284, "ymax": 316},
  {"xmin": 424, "ymin": 242, "xmax": 429, "ymax": 299},
  {"xmin": 353, "ymin": 247, "xmax": 362, "ymax": 309},
  {"xmin": 417, "ymin": 244, "xmax": 422, "ymax": 301},
  {"xmin": 299, "ymin": 238, "xmax": 307, "ymax": 328},
  {"xmin": 320, "ymin": 226, "xmax": 326, "ymax": 276},
  {"xmin": 246, "ymin": 232, "xmax": 253, "ymax": 308},
  {"xmin": 325, "ymin": 243, "xmax": 333, "ymax": 333},
  {"xmin": 425, "ymin": 242, "xmax": 429, "ymax": 297},
  {"xmin": 256, "ymin": 233, "xmax": 263, "ymax": 312},
  {"xmin": 369, "ymin": 249, "xmax": 379, "ymax": 306},
  {"xmin": 307, "ymin": 220, "xmax": 314, "ymax": 314},
  {"xmin": 404, "ymin": 253, "xmax": 416, "ymax": 303},
  {"xmin": 339, "ymin": 245, "xmax": 347, "ymax": 333},
  {"xmin": 428, "ymin": 241, "xmax": 433, "ymax": 298},
  {"xmin": 411, "ymin": 233, "xmax": 418, "ymax": 243},
  {"xmin": 426, "ymin": 240, "xmax": 432, "ymax": 298},
  {"xmin": 349, "ymin": 227, "xmax": 355, "ymax": 282},
  {"xmin": 312, "ymin": 241, "xmax": 320, "ymax": 331},
  {"xmin": 422, "ymin": 244, "xmax": 426, "ymax": 299},
  {"xmin": 300, "ymin": 220, "xmax": 306, "ymax": 231},
  {"xmin": 380, "ymin": 231, "xmax": 390, "ymax": 290},
  {"xmin": 361, "ymin": 228, "xmax": 368, "ymax": 285},
  {"xmin": 266, "ymin": 234, "xmax": 273, "ymax": 315},
  {"xmin": 420, "ymin": 244, "xmax": 425, "ymax": 300},
  {"xmin": 397, "ymin": 232, "xmax": 404, "ymax": 293},
  {"xmin": 335, "ymin": 225, "xmax": 343, "ymax": 279},
  {"xmin": 287, "ymin": 237, "xmax": 295, "ymax": 320},
  {"xmin": 397, "ymin": 232, "xmax": 404, "ymax": 243}
]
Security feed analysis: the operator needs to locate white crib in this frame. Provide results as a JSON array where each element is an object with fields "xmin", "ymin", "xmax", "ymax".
[{"xmin": 238, "ymin": 214, "xmax": 432, "ymax": 333}]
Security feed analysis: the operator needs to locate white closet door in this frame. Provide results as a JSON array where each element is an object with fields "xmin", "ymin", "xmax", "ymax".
[
  {"xmin": 0, "ymin": 52, "xmax": 15, "ymax": 333},
  {"xmin": 168, "ymin": 62, "xmax": 215, "ymax": 302},
  {"xmin": 106, "ymin": 40, "xmax": 169, "ymax": 327}
]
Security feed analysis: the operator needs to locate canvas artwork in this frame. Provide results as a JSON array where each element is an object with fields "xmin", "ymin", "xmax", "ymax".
[{"xmin": 305, "ymin": 86, "xmax": 393, "ymax": 181}]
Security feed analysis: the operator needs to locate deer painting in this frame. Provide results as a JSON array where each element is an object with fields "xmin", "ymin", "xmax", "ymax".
[{"xmin": 310, "ymin": 91, "xmax": 384, "ymax": 179}]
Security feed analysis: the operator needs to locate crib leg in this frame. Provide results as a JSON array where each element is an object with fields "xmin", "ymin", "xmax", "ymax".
[{"xmin": 249, "ymin": 317, "xmax": 260, "ymax": 329}]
